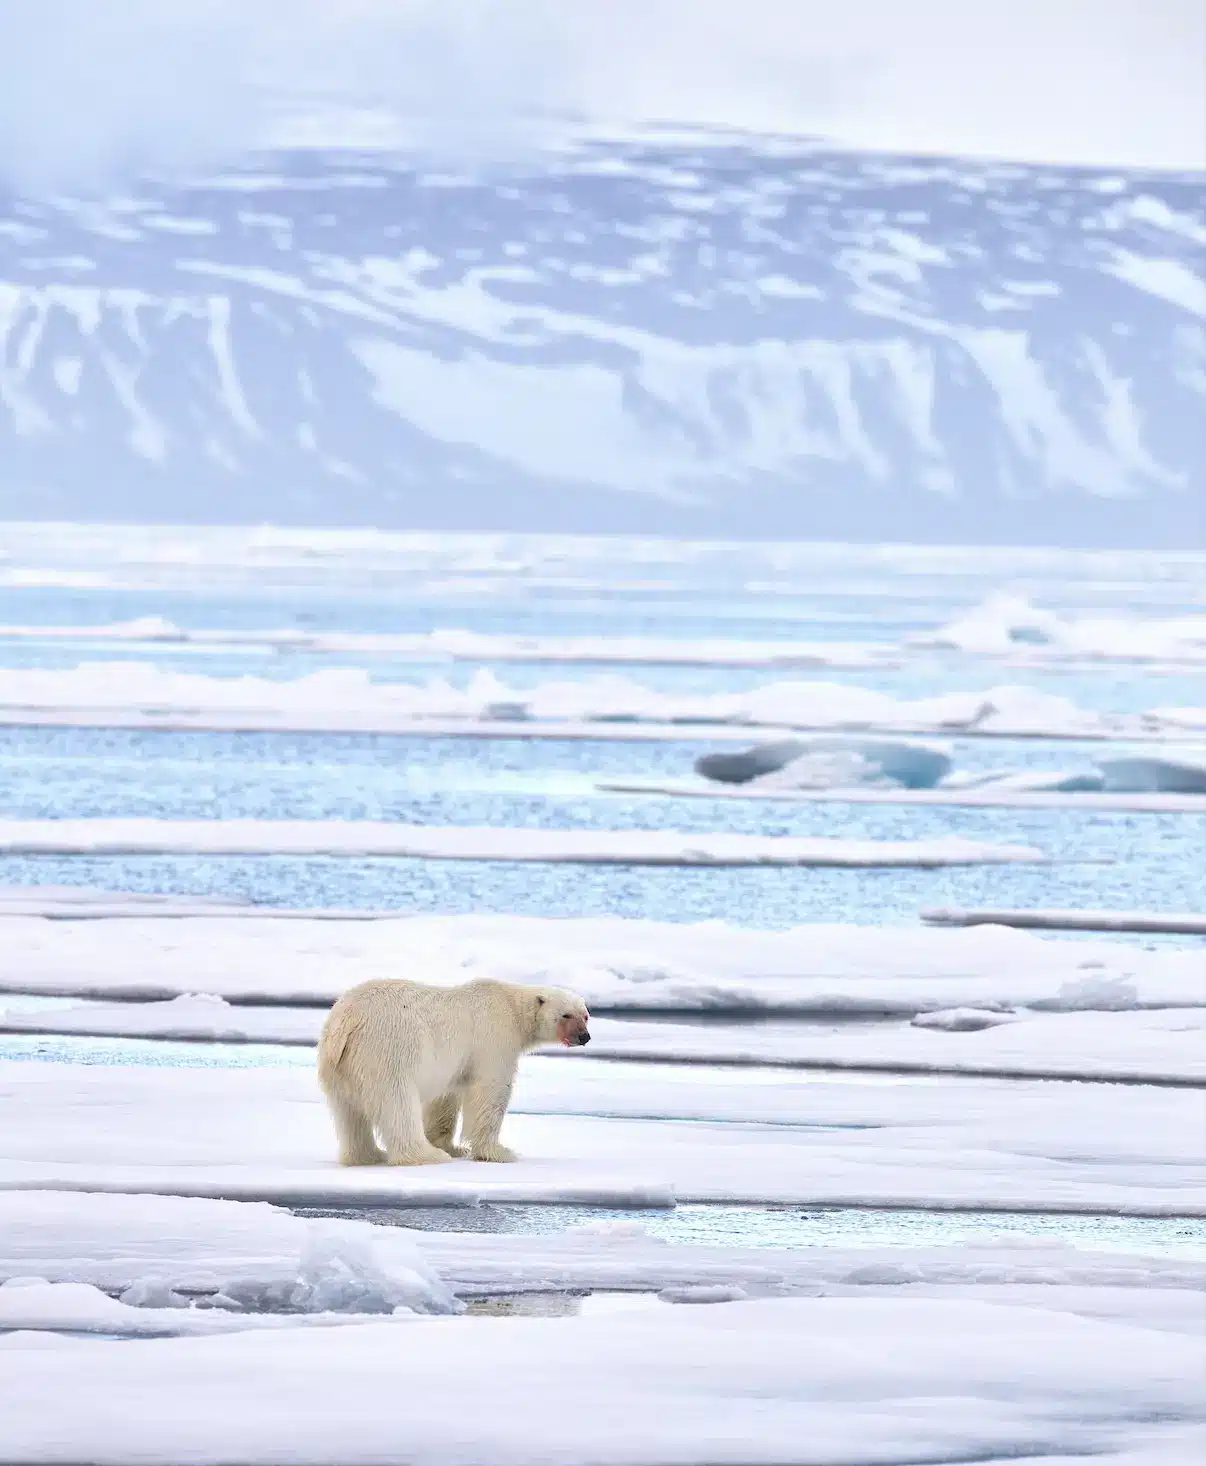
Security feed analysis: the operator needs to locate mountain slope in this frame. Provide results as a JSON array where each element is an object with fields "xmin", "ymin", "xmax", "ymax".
[{"xmin": 1, "ymin": 135, "xmax": 1203, "ymax": 544}]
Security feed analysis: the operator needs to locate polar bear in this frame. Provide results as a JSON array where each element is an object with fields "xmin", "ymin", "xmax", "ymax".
[{"xmin": 316, "ymin": 977, "xmax": 591, "ymax": 1166}]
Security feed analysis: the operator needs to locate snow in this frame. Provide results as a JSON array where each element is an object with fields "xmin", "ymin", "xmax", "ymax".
[
  {"xmin": 0, "ymin": 1059, "xmax": 1202, "ymax": 1215},
  {"xmin": 0, "ymin": 818, "xmax": 1045, "ymax": 868},
  {"xmin": 4, "ymin": 912, "xmax": 1200, "ymax": 1014},
  {"xmin": 2, "ymin": 1292, "xmax": 1203, "ymax": 1465},
  {"xmin": 918, "ymin": 594, "xmax": 1206, "ymax": 663},
  {"xmin": 0, "ymin": 660, "xmax": 1192, "ymax": 739}
]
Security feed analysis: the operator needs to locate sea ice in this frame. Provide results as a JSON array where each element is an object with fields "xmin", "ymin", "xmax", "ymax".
[
  {"xmin": 1099, "ymin": 753, "xmax": 1206, "ymax": 794},
  {"xmin": 0, "ymin": 660, "xmax": 1181, "ymax": 739},
  {"xmin": 0, "ymin": 1189, "xmax": 457, "ymax": 1315},
  {"xmin": 919, "ymin": 594, "xmax": 1206, "ymax": 664},
  {"xmin": 1, "ymin": 1293, "xmax": 1202, "ymax": 1465},
  {"xmin": 0, "ymin": 818, "xmax": 1046, "ymax": 867},
  {"xmin": 2, "ymin": 911, "xmax": 1198, "ymax": 1013},
  {"xmin": 694, "ymin": 735, "xmax": 952, "ymax": 787},
  {"xmin": 4, "ymin": 1003, "xmax": 1203, "ymax": 1086},
  {"xmin": 0, "ymin": 1059, "xmax": 1201, "ymax": 1214}
]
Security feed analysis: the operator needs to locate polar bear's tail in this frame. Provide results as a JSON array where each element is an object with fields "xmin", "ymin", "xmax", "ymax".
[{"xmin": 316, "ymin": 999, "xmax": 358, "ymax": 1091}]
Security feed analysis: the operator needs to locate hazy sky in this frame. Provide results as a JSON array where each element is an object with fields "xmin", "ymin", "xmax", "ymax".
[{"xmin": 0, "ymin": 0, "xmax": 1202, "ymax": 192}]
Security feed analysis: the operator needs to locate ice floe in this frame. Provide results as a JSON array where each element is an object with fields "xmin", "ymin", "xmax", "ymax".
[
  {"xmin": 0, "ymin": 619, "xmax": 891, "ymax": 669},
  {"xmin": 2, "ymin": 1288, "xmax": 1203, "ymax": 1464},
  {"xmin": 0, "ymin": 661, "xmax": 1192, "ymax": 739},
  {"xmin": 4, "ymin": 1002, "xmax": 1203, "ymax": 1085},
  {"xmin": 0, "ymin": 818, "xmax": 1045, "ymax": 867},
  {"xmin": 567, "ymin": 1010, "xmax": 1206, "ymax": 1085},
  {"xmin": 678, "ymin": 734, "xmax": 1206, "ymax": 800},
  {"xmin": 3, "ymin": 1189, "xmax": 1203, "ymax": 1311},
  {"xmin": 922, "ymin": 906, "xmax": 1206, "ymax": 936},
  {"xmin": 0, "ymin": 1059, "xmax": 1201, "ymax": 1214},
  {"xmin": 918, "ymin": 594, "xmax": 1206, "ymax": 664},
  {"xmin": 2, "ymin": 912, "xmax": 1199, "ymax": 1014},
  {"xmin": 694, "ymin": 735, "xmax": 952, "ymax": 787},
  {"xmin": 0, "ymin": 1279, "xmax": 428, "ymax": 1335},
  {"xmin": 596, "ymin": 775, "xmax": 1206, "ymax": 812},
  {"xmin": 0, "ymin": 1190, "xmax": 457, "ymax": 1317}
]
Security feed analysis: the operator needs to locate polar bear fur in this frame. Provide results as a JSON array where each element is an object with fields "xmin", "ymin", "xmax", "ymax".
[{"xmin": 317, "ymin": 977, "xmax": 591, "ymax": 1166}]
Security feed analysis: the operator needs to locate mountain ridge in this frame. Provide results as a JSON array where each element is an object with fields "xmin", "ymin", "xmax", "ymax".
[{"xmin": 1, "ymin": 136, "xmax": 1202, "ymax": 546}]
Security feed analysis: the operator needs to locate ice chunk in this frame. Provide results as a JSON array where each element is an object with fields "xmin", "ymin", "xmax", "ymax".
[
  {"xmin": 658, "ymin": 1284, "xmax": 749, "ymax": 1304},
  {"xmin": 918, "ymin": 595, "xmax": 1206, "ymax": 663},
  {"xmin": 911, "ymin": 1008, "xmax": 1020, "ymax": 1032},
  {"xmin": 940, "ymin": 768, "xmax": 1106, "ymax": 793},
  {"xmin": 1099, "ymin": 754, "xmax": 1206, "ymax": 794},
  {"xmin": 696, "ymin": 736, "xmax": 952, "ymax": 788}
]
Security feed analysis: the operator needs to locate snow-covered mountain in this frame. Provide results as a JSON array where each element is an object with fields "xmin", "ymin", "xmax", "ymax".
[{"xmin": 1, "ymin": 134, "xmax": 1203, "ymax": 544}]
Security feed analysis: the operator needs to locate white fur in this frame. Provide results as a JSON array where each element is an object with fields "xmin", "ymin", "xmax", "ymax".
[{"xmin": 316, "ymin": 978, "xmax": 590, "ymax": 1166}]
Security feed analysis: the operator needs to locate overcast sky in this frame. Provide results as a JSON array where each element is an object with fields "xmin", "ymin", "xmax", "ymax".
[{"xmin": 0, "ymin": 0, "xmax": 1202, "ymax": 193}]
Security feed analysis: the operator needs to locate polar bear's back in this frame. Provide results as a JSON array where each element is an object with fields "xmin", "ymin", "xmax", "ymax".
[{"xmin": 317, "ymin": 977, "xmax": 523, "ymax": 1101}]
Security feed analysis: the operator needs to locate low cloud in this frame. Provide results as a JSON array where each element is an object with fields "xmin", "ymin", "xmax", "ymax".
[{"xmin": 0, "ymin": 0, "xmax": 1200, "ymax": 198}]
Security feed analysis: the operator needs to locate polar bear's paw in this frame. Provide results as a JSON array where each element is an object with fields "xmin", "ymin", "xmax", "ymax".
[
  {"xmin": 385, "ymin": 1143, "xmax": 455, "ymax": 1167},
  {"xmin": 339, "ymin": 1144, "xmax": 386, "ymax": 1167},
  {"xmin": 473, "ymin": 1142, "xmax": 518, "ymax": 1164}
]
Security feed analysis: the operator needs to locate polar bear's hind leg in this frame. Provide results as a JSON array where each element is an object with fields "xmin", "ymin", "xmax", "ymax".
[
  {"xmin": 425, "ymin": 1092, "xmax": 470, "ymax": 1158},
  {"xmin": 326, "ymin": 1092, "xmax": 386, "ymax": 1167},
  {"xmin": 378, "ymin": 1088, "xmax": 454, "ymax": 1166}
]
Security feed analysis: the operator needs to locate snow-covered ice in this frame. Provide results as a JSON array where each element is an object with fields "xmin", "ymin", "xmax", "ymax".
[
  {"xmin": 6, "ymin": 600, "xmax": 1206, "ymax": 667},
  {"xmin": 694, "ymin": 735, "xmax": 952, "ymax": 787},
  {"xmin": 4, "ymin": 912, "xmax": 1201, "ymax": 1014},
  {"xmin": 598, "ymin": 775, "xmax": 1206, "ymax": 812},
  {"xmin": 0, "ymin": 619, "xmax": 892, "ymax": 670},
  {"xmin": 4, "ymin": 1002, "xmax": 1204, "ymax": 1086},
  {"xmin": 0, "ymin": 818, "xmax": 1046, "ymax": 867},
  {"xmin": 0, "ymin": 661, "xmax": 1191, "ymax": 740},
  {"xmin": 2, "ymin": 1290, "xmax": 1203, "ymax": 1465},
  {"xmin": 11, "ymin": 1190, "xmax": 1203, "ymax": 1307},
  {"xmin": 1099, "ymin": 753, "xmax": 1206, "ymax": 794},
  {"xmin": 922, "ymin": 906, "xmax": 1206, "ymax": 936},
  {"xmin": 0, "ymin": 1059, "xmax": 1201, "ymax": 1214},
  {"xmin": 4, "ymin": 911, "xmax": 1201, "ymax": 1013},
  {"xmin": 919, "ymin": 594, "xmax": 1206, "ymax": 664},
  {"xmin": 565, "ymin": 1010, "xmax": 1206, "ymax": 1085},
  {"xmin": 0, "ymin": 1191, "xmax": 457, "ymax": 1317},
  {"xmin": 0, "ymin": 1279, "xmax": 428, "ymax": 1335}
]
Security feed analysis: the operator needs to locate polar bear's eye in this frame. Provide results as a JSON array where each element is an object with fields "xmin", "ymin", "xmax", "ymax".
[{"xmin": 536, "ymin": 996, "xmax": 545, "ymax": 1006}]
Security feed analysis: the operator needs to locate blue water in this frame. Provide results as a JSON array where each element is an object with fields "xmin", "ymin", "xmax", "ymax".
[
  {"xmin": 2, "ymin": 538, "xmax": 1204, "ymax": 1263},
  {"xmin": 1, "ymin": 724, "xmax": 1203, "ymax": 924}
]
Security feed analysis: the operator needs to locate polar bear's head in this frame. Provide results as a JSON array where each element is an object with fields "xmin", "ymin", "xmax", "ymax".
[{"xmin": 533, "ymin": 987, "xmax": 591, "ymax": 1047}]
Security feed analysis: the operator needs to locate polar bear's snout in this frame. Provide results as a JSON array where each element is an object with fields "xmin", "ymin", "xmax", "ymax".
[{"xmin": 557, "ymin": 1011, "xmax": 591, "ymax": 1047}]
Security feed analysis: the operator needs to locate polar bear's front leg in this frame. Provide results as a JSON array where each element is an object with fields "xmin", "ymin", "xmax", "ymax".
[{"xmin": 462, "ymin": 1070, "xmax": 517, "ymax": 1163}]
